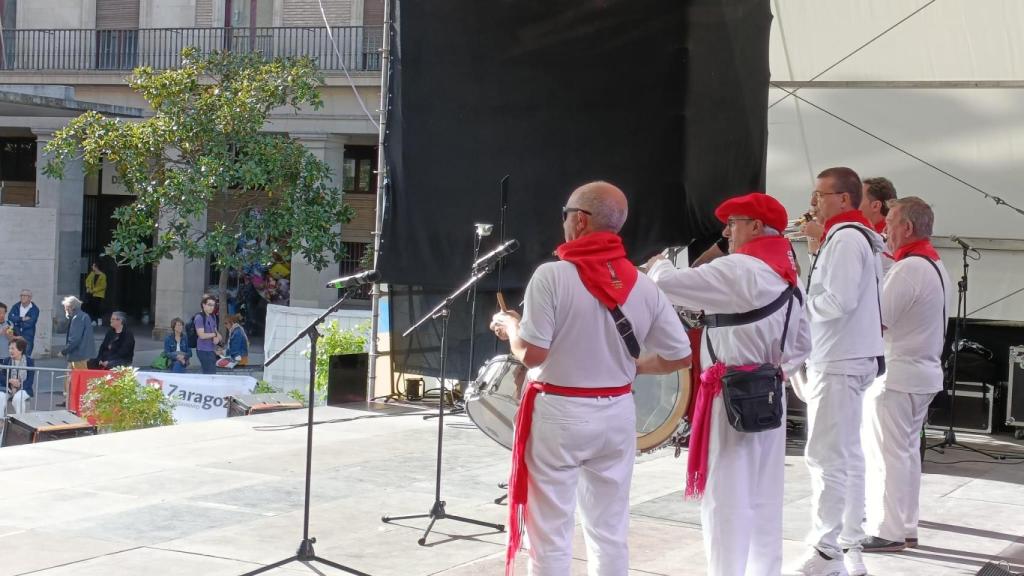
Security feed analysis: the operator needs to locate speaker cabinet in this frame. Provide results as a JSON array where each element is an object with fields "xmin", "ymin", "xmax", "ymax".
[
  {"xmin": 227, "ymin": 393, "xmax": 303, "ymax": 417},
  {"xmin": 2, "ymin": 410, "xmax": 97, "ymax": 447},
  {"xmin": 928, "ymin": 382, "xmax": 998, "ymax": 434},
  {"xmin": 327, "ymin": 353, "xmax": 369, "ymax": 406}
]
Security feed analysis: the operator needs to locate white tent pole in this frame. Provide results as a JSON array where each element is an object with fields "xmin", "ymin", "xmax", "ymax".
[{"xmin": 367, "ymin": 0, "xmax": 392, "ymax": 402}]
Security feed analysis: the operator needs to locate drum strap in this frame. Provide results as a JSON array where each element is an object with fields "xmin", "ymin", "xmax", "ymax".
[
  {"xmin": 609, "ymin": 305, "xmax": 641, "ymax": 359},
  {"xmin": 506, "ymin": 381, "xmax": 632, "ymax": 575}
]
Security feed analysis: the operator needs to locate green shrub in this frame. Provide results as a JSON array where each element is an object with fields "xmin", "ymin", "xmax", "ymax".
[{"xmin": 80, "ymin": 367, "xmax": 176, "ymax": 432}]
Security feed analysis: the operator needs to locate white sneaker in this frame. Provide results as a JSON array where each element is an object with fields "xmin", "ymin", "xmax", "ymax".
[
  {"xmin": 784, "ymin": 547, "xmax": 848, "ymax": 576},
  {"xmin": 844, "ymin": 548, "xmax": 867, "ymax": 576}
]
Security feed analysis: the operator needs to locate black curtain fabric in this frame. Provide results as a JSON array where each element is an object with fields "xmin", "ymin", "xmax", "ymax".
[{"xmin": 381, "ymin": 0, "xmax": 771, "ymax": 378}]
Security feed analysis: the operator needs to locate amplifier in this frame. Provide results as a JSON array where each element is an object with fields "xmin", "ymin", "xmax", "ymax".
[
  {"xmin": 227, "ymin": 393, "xmax": 304, "ymax": 417},
  {"xmin": 927, "ymin": 381, "xmax": 997, "ymax": 434},
  {"xmin": 1008, "ymin": 346, "xmax": 1024, "ymax": 439},
  {"xmin": 2, "ymin": 410, "xmax": 97, "ymax": 447}
]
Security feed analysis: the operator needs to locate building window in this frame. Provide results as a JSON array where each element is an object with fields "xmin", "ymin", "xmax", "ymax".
[
  {"xmin": 0, "ymin": 138, "xmax": 35, "ymax": 182},
  {"xmin": 343, "ymin": 145, "xmax": 376, "ymax": 194}
]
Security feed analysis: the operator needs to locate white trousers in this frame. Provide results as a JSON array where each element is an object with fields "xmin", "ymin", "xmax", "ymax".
[
  {"xmin": 525, "ymin": 393, "xmax": 636, "ymax": 576},
  {"xmin": 702, "ymin": 396, "xmax": 785, "ymax": 576},
  {"xmin": 0, "ymin": 390, "xmax": 29, "ymax": 418},
  {"xmin": 862, "ymin": 382, "xmax": 934, "ymax": 542},
  {"xmin": 803, "ymin": 368, "xmax": 874, "ymax": 557}
]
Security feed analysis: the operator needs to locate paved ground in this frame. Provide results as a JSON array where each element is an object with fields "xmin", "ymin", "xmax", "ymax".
[{"xmin": 1, "ymin": 401, "xmax": 1022, "ymax": 576}]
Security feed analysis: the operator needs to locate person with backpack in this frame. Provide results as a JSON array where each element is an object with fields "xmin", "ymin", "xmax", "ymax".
[{"xmin": 193, "ymin": 294, "xmax": 221, "ymax": 374}]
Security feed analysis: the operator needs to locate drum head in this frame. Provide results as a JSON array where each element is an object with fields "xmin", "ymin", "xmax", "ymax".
[
  {"xmin": 634, "ymin": 368, "xmax": 691, "ymax": 452},
  {"xmin": 466, "ymin": 355, "xmax": 523, "ymax": 450}
]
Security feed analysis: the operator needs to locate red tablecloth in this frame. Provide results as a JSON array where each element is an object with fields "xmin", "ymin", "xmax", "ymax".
[{"xmin": 68, "ymin": 369, "xmax": 112, "ymax": 415}]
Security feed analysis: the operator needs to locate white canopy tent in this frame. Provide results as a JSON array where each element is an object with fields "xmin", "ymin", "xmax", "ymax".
[{"xmin": 766, "ymin": 0, "xmax": 1024, "ymax": 320}]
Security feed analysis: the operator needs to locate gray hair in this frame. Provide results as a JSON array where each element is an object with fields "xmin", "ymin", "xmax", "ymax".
[
  {"xmin": 62, "ymin": 295, "xmax": 82, "ymax": 310},
  {"xmin": 111, "ymin": 311, "xmax": 128, "ymax": 324},
  {"xmin": 888, "ymin": 196, "xmax": 934, "ymax": 237},
  {"xmin": 575, "ymin": 181, "xmax": 628, "ymax": 232}
]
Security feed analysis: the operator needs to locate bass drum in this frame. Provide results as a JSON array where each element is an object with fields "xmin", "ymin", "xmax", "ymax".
[{"xmin": 466, "ymin": 354, "xmax": 691, "ymax": 453}]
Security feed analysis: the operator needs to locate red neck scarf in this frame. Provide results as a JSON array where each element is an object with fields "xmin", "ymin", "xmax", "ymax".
[
  {"xmin": 872, "ymin": 219, "xmax": 887, "ymax": 234},
  {"xmin": 735, "ymin": 236, "xmax": 798, "ymax": 286},
  {"xmin": 893, "ymin": 238, "xmax": 940, "ymax": 262},
  {"xmin": 821, "ymin": 209, "xmax": 874, "ymax": 242},
  {"xmin": 555, "ymin": 231, "xmax": 638, "ymax": 308}
]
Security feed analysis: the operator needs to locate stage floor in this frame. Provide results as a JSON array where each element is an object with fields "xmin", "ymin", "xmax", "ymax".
[{"xmin": 2, "ymin": 403, "xmax": 1023, "ymax": 575}]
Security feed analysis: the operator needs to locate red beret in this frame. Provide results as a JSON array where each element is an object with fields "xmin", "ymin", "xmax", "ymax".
[{"xmin": 714, "ymin": 192, "xmax": 788, "ymax": 233}]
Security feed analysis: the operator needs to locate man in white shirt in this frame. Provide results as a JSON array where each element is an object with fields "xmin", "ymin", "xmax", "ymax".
[
  {"xmin": 786, "ymin": 167, "xmax": 885, "ymax": 576},
  {"xmin": 647, "ymin": 192, "xmax": 811, "ymax": 576},
  {"xmin": 860, "ymin": 197, "xmax": 949, "ymax": 553},
  {"xmin": 491, "ymin": 181, "xmax": 691, "ymax": 576}
]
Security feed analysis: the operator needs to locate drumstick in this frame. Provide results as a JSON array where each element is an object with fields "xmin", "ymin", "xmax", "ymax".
[{"xmin": 496, "ymin": 292, "xmax": 509, "ymax": 312}]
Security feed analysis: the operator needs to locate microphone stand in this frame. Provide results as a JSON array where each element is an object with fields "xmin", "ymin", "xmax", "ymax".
[
  {"xmin": 240, "ymin": 287, "xmax": 369, "ymax": 575},
  {"xmin": 928, "ymin": 242, "xmax": 1001, "ymax": 460},
  {"xmin": 382, "ymin": 262, "xmax": 506, "ymax": 545}
]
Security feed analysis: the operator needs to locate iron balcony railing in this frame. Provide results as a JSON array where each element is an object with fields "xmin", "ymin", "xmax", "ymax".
[{"xmin": 0, "ymin": 26, "xmax": 383, "ymax": 72}]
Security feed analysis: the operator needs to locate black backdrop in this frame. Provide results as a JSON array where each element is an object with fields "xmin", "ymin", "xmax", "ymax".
[{"xmin": 380, "ymin": 0, "xmax": 771, "ymax": 380}]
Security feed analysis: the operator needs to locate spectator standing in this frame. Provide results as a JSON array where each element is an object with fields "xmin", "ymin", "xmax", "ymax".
[
  {"xmin": 1, "ymin": 336, "xmax": 35, "ymax": 417},
  {"xmin": 0, "ymin": 302, "xmax": 13, "ymax": 360},
  {"xmin": 84, "ymin": 262, "xmax": 108, "ymax": 326},
  {"xmin": 10, "ymin": 289, "xmax": 40, "ymax": 357},
  {"xmin": 88, "ymin": 311, "xmax": 135, "ymax": 369},
  {"xmin": 163, "ymin": 317, "xmax": 192, "ymax": 373},
  {"xmin": 58, "ymin": 296, "xmax": 95, "ymax": 407},
  {"xmin": 194, "ymin": 294, "xmax": 222, "ymax": 374}
]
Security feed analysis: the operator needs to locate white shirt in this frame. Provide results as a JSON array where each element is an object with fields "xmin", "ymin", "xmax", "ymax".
[
  {"xmin": 518, "ymin": 260, "xmax": 691, "ymax": 388},
  {"xmin": 880, "ymin": 255, "xmax": 950, "ymax": 394},
  {"xmin": 805, "ymin": 223, "xmax": 886, "ymax": 374},
  {"xmin": 648, "ymin": 254, "xmax": 811, "ymax": 375},
  {"xmin": 19, "ymin": 303, "xmax": 30, "ymax": 319}
]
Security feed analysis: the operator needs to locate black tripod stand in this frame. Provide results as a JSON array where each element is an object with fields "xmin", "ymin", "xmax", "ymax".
[
  {"xmin": 928, "ymin": 242, "xmax": 1001, "ymax": 460},
  {"xmin": 382, "ymin": 266, "xmax": 506, "ymax": 545},
  {"xmin": 240, "ymin": 288, "xmax": 370, "ymax": 576}
]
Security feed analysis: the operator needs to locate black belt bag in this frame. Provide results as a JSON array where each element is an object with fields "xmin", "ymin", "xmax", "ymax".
[
  {"xmin": 705, "ymin": 285, "xmax": 800, "ymax": 433},
  {"xmin": 719, "ymin": 363, "xmax": 784, "ymax": 433}
]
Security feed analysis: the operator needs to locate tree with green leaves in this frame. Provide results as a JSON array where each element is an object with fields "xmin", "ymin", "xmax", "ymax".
[{"xmin": 43, "ymin": 47, "xmax": 353, "ymax": 313}]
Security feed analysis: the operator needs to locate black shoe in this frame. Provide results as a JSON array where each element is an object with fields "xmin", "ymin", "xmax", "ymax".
[
  {"xmin": 861, "ymin": 535, "xmax": 906, "ymax": 553},
  {"xmin": 55, "ymin": 401, "xmax": 67, "ymax": 407},
  {"xmin": 904, "ymin": 537, "xmax": 918, "ymax": 549}
]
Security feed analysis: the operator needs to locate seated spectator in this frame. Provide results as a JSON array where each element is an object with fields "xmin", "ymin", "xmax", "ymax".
[
  {"xmin": 88, "ymin": 311, "xmax": 135, "ymax": 369},
  {"xmin": 163, "ymin": 317, "xmax": 192, "ymax": 373},
  {"xmin": 216, "ymin": 313, "xmax": 249, "ymax": 369},
  {"xmin": 0, "ymin": 302, "xmax": 14, "ymax": 360},
  {"xmin": 1, "ymin": 336, "xmax": 34, "ymax": 417}
]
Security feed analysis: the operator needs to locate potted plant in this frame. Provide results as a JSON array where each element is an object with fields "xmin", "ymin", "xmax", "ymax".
[{"xmin": 80, "ymin": 366, "xmax": 176, "ymax": 432}]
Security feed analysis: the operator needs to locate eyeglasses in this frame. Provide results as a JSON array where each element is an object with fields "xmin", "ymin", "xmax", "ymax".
[
  {"xmin": 727, "ymin": 217, "xmax": 754, "ymax": 228},
  {"xmin": 561, "ymin": 206, "xmax": 592, "ymax": 222},
  {"xmin": 813, "ymin": 190, "xmax": 843, "ymax": 199}
]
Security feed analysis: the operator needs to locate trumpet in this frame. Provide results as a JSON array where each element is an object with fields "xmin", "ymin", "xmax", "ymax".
[{"xmin": 784, "ymin": 212, "xmax": 814, "ymax": 237}]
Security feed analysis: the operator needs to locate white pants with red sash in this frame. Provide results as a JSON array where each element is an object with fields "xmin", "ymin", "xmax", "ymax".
[
  {"xmin": 523, "ymin": 392, "xmax": 636, "ymax": 576},
  {"xmin": 702, "ymin": 395, "xmax": 786, "ymax": 576}
]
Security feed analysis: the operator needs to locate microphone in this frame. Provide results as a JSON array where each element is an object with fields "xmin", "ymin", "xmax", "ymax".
[
  {"xmin": 950, "ymin": 235, "xmax": 973, "ymax": 251},
  {"xmin": 325, "ymin": 269, "xmax": 380, "ymax": 288},
  {"xmin": 473, "ymin": 239, "xmax": 519, "ymax": 272}
]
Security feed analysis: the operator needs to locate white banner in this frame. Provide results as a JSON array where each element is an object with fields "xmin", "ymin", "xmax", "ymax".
[{"xmin": 136, "ymin": 371, "xmax": 257, "ymax": 423}]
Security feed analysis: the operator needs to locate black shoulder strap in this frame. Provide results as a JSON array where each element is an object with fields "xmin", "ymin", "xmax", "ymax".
[
  {"xmin": 905, "ymin": 254, "xmax": 948, "ymax": 338},
  {"xmin": 706, "ymin": 285, "xmax": 798, "ymax": 365},
  {"xmin": 609, "ymin": 305, "xmax": 641, "ymax": 359},
  {"xmin": 704, "ymin": 285, "xmax": 802, "ymax": 328},
  {"xmin": 806, "ymin": 224, "xmax": 877, "ymax": 291}
]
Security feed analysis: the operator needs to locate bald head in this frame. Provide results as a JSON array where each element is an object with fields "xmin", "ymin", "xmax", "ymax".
[{"xmin": 568, "ymin": 181, "xmax": 628, "ymax": 233}]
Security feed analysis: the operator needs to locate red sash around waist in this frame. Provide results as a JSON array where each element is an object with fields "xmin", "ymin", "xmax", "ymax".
[{"xmin": 506, "ymin": 381, "xmax": 632, "ymax": 576}]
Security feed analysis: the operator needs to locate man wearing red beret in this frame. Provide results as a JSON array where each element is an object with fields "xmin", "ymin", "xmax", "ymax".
[
  {"xmin": 787, "ymin": 167, "xmax": 886, "ymax": 576},
  {"xmin": 647, "ymin": 191, "xmax": 811, "ymax": 576}
]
